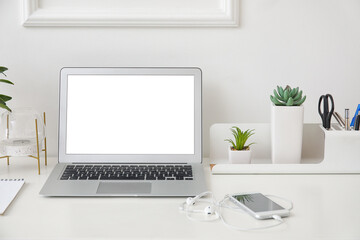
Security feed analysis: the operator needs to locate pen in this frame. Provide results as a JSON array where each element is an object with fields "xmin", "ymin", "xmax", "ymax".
[
  {"xmin": 350, "ymin": 104, "xmax": 360, "ymax": 127},
  {"xmin": 345, "ymin": 109, "xmax": 350, "ymax": 130},
  {"xmin": 355, "ymin": 114, "xmax": 360, "ymax": 131},
  {"xmin": 333, "ymin": 112, "xmax": 345, "ymax": 128}
]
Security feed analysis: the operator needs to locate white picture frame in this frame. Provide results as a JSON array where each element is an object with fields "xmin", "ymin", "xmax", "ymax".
[{"xmin": 22, "ymin": 0, "xmax": 239, "ymax": 27}]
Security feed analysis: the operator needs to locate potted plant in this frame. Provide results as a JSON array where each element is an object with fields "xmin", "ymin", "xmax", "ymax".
[
  {"xmin": 270, "ymin": 85, "xmax": 306, "ymax": 164},
  {"xmin": 225, "ymin": 126, "xmax": 255, "ymax": 164},
  {"xmin": 0, "ymin": 66, "xmax": 14, "ymax": 112}
]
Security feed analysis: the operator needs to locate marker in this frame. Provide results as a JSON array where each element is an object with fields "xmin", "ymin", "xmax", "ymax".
[
  {"xmin": 345, "ymin": 109, "xmax": 350, "ymax": 130},
  {"xmin": 355, "ymin": 114, "xmax": 360, "ymax": 131}
]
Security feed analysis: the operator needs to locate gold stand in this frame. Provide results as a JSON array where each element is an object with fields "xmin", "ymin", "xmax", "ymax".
[{"xmin": 1, "ymin": 112, "xmax": 48, "ymax": 175}]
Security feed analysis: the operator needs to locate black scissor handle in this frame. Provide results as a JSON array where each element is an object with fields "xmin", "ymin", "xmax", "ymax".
[
  {"xmin": 318, "ymin": 94, "xmax": 334, "ymax": 129},
  {"xmin": 326, "ymin": 94, "xmax": 334, "ymax": 115},
  {"xmin": 318, "ymin": 95, "xmax": 326, "ymax": 118}
]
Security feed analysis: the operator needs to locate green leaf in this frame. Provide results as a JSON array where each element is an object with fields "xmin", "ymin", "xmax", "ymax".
[
  {"xmin": 283, "ymin": 89, "xmax": 290, "ymax": 102},
  {"xmin": 246, "ymin": 142, "xmax": 256, "ymax": 148},
  {"xmin": 278, "ymin": 86, "xmax": 284, "ymax": 97},
  {"xmin": 0, "ymin": 94, "xmax": 11, "ymax": 102},
  {"xmin": 0, "ymin": 93, "xmax": 12, "ymax": 111},
  {"xmin": 270, "ymin": 95, "xmax": 285, "ymax": 106},
  {"xmin": 230, "ymin": 128, "xmax": 238, "ymax": 139},
  {"xmin": 293, "ymin": 90, "xmax": 302, "ymax": 101},
  {"xmin": 273, "ymin": 89, "xmax": 284, "ymax": 101},
  {"xmin": 294, "ymin": 95, "xmax": 306, "ymax": 106},
  {"xmin": 293, "ymin": 87, "xmax": 299, "ymax": 97},
  {"xmin": 286, "ymin": 97, "xmax": 294, "ymax": 106},
  {"xmin": 225, "ymin": 139, "xmax": 236, "ymax": 149},
  {"xmin": 290, "ymin": 88, "xmax": 297, "ymax": 97},
  {"xmin": 0, "ymin": 66, "xmax": 8, "ymax": 77},
  {"xmin": 0, "ymin": 103, "xmax": 11, "ymax": 112},
  {"xmin": 0, "ymin": 79, "xmax": 14, "ymax": 85}
]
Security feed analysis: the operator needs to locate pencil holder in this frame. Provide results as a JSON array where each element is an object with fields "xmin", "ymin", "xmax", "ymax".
[{"xmin": 321, "ymin": 126, "xmax": 360, "ymax": 166}]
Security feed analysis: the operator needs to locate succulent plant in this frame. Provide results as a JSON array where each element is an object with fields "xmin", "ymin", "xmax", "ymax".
[
  {"xmin": 270, "ymin": 85, "xmax": 306, "ymax": 106},
  {"xmin": 225, "ymin": 127, "xmax": 255, "ymax": 151}
]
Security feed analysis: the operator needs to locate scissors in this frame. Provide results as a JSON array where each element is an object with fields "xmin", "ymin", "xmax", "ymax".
[{"xmin": 318, "ymin": 94, "xmax": 334, "ymax": 129}]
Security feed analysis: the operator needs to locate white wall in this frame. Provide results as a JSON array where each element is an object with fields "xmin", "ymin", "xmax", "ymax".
[{"xmin": 1, "ymin": 0, "xmax": 360, "ymax": 157}]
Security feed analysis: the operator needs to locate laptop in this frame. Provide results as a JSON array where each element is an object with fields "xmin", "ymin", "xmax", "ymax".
[{"xmin": 40, "ymin": 67, "xmax": 207, "ymax": 196}]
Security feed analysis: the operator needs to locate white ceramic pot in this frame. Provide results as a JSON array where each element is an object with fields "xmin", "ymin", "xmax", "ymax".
[
  {"xmin": 228, "ymin": 147, "xmax": 252, "ymax": 164},
  {"xmin": 271, "ymin": 104, "xmax": 304, "ymax": 164}
]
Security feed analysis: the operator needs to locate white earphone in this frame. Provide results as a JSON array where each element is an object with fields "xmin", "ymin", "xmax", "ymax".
[
  {"xmin": 204, "ymin": 205, "xmax": 215, "ymax": 215},
  {"xmin": 179, "ymin": 191, "xmax": 219, "ymax": 222},
  {"xmin": 179, "ymin": 191, "xmax": 293, "ymax": 230}
]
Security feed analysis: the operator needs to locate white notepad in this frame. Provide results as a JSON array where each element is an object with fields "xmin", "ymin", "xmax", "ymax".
[{"xmin": 0, "ymin": 179, "xmax": 25, "ymax": 215}]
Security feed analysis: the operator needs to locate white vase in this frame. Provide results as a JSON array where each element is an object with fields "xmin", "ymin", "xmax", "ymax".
[
  {"xmin": 228, "ymin": 147, "xmax": 252, "ymax": 164},
  {"xmin": 271, "ymin": 104, "xmax": 304, "ymax": 164}
]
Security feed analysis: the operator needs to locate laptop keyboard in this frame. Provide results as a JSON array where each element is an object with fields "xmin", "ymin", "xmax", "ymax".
[{"xmin": 60, "ymin": 164, "xmax": 193, "ymax": 181}]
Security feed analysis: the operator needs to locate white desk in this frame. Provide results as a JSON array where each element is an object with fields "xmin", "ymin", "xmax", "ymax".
[{"xmin": 1, "ymin": 157, "xmax": 360, "ymax": 240}]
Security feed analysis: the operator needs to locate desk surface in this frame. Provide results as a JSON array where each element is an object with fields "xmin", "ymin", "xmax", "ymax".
[{"xmin": 1, "ymin": 157, "xmax": 360, "ymax": 240}]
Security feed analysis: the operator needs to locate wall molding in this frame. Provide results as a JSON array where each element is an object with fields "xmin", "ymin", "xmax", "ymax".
[{"xmin": 22, "ymin": 0, "xmax": 239, "ymax": 27}]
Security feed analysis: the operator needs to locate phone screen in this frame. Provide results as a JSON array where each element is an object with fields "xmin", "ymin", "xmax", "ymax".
[{"xmin": 232, "ymin": 193, "xmax": 285, "ymax": 213}]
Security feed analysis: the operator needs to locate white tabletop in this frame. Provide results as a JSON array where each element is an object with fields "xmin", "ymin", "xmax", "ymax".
[{"xmin": 1, "ymin": 157, "xmax": 360, "ymax": 240}]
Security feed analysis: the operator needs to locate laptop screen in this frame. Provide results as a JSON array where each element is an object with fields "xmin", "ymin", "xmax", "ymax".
[
  {"xmin": 66, "ymin": 75, "xmax": 195, "ymax": 155},
  {"xmin": 59, "ymin": 68, "xmax": 202, "ymax": 163}
]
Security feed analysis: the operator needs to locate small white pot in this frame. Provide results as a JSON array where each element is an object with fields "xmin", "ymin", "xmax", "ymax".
[
  {"xmin": 271, "ymin": 104, "xmax": 304, "ymax": 164},
  {"xmin": 228, "ymin": 147, "xmax": 252, "ymax": 164}
]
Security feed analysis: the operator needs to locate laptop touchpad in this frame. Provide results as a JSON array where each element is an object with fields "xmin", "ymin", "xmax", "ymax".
[{"xmin": 97, "ymin": 182, "xmax": 152, "ymax": 194}]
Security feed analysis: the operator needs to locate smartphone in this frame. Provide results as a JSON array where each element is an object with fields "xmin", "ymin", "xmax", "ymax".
[{"xmin": 229, "ymin": 193, "xmax": 289, "ymax": 220}]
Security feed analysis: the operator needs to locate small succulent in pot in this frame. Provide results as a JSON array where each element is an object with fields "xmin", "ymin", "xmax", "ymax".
[
  {"xmin": 270, "ymin": 85, "xmax": 306, "ymax": 106},
  {"xmin": 225, "ymin": 127, "xmax": 255, "ymax": 151},
  {"xmin": 225, "ymin": 127, "xmax": 255, "ymax": 164}
]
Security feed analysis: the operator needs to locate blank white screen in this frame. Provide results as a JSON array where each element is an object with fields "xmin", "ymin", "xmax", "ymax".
[{"xmin": 66, "ymin": 75, "xmax": 195, "ymax": 154}]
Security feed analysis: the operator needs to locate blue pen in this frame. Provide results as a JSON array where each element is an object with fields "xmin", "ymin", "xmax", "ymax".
[{"xmin": 350, "ymin": 104, "xmax": 360, "ymax": 127}]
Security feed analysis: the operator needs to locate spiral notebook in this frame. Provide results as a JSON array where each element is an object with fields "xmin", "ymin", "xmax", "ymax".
[{"xmin": 0, "ymin": 179, "xmax": 24, "ymax": 215}]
